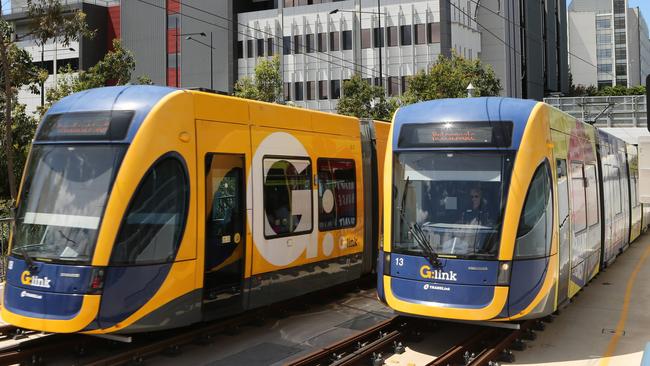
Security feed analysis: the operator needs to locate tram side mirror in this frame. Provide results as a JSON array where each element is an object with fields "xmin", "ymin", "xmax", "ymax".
[{"xmin": 639, "ymin": 135, "xmax": 650, "ymax": 204}]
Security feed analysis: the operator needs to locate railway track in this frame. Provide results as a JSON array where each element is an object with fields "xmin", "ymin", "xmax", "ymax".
[{"xmin": 286, "ymin": 316, "xmax": 545, "ymax": 366}]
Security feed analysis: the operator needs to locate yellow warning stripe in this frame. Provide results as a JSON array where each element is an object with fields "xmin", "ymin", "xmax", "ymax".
[{"xmin": 599, "ymin": 241, "xmax": 650, "ymax": 366}]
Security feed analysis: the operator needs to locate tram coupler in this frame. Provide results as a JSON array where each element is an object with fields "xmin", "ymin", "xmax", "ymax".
[{"xmin": 12, "ymin": 328, "xmax": 28, "ymax": 340}]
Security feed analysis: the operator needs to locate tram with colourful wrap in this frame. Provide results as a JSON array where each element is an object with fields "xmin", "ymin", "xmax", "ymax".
[
  {"xmin": 378, "ymin": 97, "xmax": 648, "ymax": 322},
  {"xmin": 3, "ymin": 86, "xmax": 389, "ymax": 334}
]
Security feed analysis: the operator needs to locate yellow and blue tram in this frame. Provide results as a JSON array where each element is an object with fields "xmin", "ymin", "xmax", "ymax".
[
  {"xmin": 3, "ymin": 86, "xmax": 389, "ymax": 333},
  {"xmin": 377, "ymin": 97, "xmax": 649, "ymax": 322}
]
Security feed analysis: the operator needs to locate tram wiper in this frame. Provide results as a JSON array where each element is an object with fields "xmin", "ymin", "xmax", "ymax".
[
  {"xmin": 398, "ymin": 177, "xmax": 441, "ymax": 267},
  {"xmin": 58, "ymin": 230, "xmax": 78, "ymax": 246},
  {"xmin": 20, "ymin": 247, "xmax": 38, "ymax": 272}
]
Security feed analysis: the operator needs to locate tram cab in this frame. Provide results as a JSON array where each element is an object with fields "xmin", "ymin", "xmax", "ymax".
[
  {"xmin": 378, "ymin": 97, "xmax": 604, "ymax": 322},
  {"xmin": 3, "ymin": 86, "xmax": 388, "ymax": 334}
]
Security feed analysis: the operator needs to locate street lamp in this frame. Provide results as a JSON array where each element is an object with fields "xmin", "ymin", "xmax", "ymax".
[
  {"xmin": 40, "ymin": 47, "xmax": 76, "ymax": 107},
  {"xmin": 329, "ymin": 5, "xmax": 385, "ymax": 87},
  {"xmin": 186, "ymin": 32, "xmax": 214, "ymax": 90},
  {"xmin": 175, "ymin": 22, "xmax": 207, "ymax": 87}
]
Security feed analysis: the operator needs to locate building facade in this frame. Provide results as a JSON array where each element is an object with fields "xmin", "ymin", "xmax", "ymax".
[
  {"xmin": 569, "ymin": 0, "xmax": 650, "ymax": 88},
  {"xmin": 237, "ymin": 0, "xmax": 568, "ymax": 111},
  {"xmin": 237, "ymin": 0, "xmax": 481, "ymax": 112},
  {"xmin": 120, "ymin": 0, "xmax": 236, "ymax": 92},
  {"xmin": 8, "ymin": 0, "xmax": 119, "ymax": 115},
  {"xmin": 478, "ymin": 0, "xmax": 569, "ymax": 100}
]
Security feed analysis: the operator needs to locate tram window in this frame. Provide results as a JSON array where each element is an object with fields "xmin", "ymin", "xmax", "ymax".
[
  {"xmin": 515, "ymin": 162, "xmax": 552, "ymax": 258},
  {"xmin": 613, "ymin": 167, "xmax": 622, "ymax": 214},
  {"xmin": 570, "ymin": 162, "xmax": 587, "ymax": 233},
  {"xmin": 317, "ymin": 159, "xmax": 356, "ymax": 231},
  {"xmin": 585, "ymin": 164, "xmax": 599, "ymax": 226},
  {"xmin": 556, "ymin": 159, "xmax": 569, "ymax": 223},
  {"xmin": 263, "ymin": 157, "xmax": 313, "ymax": 238},
  {"xmin": 111, "ymin": 156, "xmax": 189, "ymax": 265}
]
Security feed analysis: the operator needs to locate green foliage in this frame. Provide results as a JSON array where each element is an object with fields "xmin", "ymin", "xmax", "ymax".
[
  {"xmin": 401, "ymin": 52, "xmax": 502, "ymax": 104},
  {"xmin": 336, "ymin": 74, "xmax": 397, "ymax": 121},
  {"xmin": 39, "ymin": 39, "xmax": 140, "ymax": 115},
  {"xmin": 234, "ymin": 56, "xmax": 282, "ymax": 103},
  {"xmin": 0, "ymin": 101, "xmax": 38, "ymax": 198},
  {"xmin": 26, "ymin": 0, "xmax": 95, "ymax": 47},
  {"xmin": 569, "ymin": 83, "xmax": 646, "ymax": 97}
]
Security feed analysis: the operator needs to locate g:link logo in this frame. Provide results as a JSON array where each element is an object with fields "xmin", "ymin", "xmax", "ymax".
[
  {"xmin": 419, "ymin": 265, "xmax": 458, "ymax": 282},
  {"xmin": 21, "ymin": 270, "xmax": 52, "ymax": 289}
]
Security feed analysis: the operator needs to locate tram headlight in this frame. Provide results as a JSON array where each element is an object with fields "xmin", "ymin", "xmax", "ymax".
[
  {"xmin": 497, "ymin": 261, "xmax": 511, "ymax": 286},
  {"xmin": 88, "ymin": 267, "xmax": 106, "ymax": 294}
]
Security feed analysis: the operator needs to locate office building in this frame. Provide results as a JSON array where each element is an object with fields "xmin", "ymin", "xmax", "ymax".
[{"xmin": 569, "ymin": 0, "xmax": 650, "ymax": 88}]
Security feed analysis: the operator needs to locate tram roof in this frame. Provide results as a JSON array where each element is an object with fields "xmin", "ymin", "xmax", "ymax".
[
  {"xmin": 41, "ymin": 85, "xmax": 177, "ymax": 143},
  {"xmin": 392, "ymin": 97, "xmax": 539, "ymax": 150}
]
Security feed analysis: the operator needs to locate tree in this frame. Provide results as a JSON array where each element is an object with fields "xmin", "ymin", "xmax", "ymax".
[
  {"xmin": 39, "ymin": 39, "xmax": 147, "ymax": 115},
  {"xmin": 0, "ymin": 101, "xmax": 38, "ymax": 198},
  {"xmin": 336, "ymin": 74, "xmax": 397, "ymax": 121},
  {"xmin": 0, "ymin": 17, "xmax": 46, "ymax": 201},
  {"xmin": 234, "ymin": 56, "xmax": 282, "ymax": 103},
  {"xmin": 402, "ymin": 52, "xmax": 502, "ymax": 104}
]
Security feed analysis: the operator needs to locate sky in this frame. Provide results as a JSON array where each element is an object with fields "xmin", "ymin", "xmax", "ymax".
[{"xmin": 628, "ymin": 0, "xmax": 650, "ymax": 20}]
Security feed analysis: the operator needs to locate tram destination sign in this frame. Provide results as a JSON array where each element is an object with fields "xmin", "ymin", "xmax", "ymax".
[
  {"xmin": 36, "ymin": 110, "xmax": 134, "ymax": 141},
  {"xmin": 398, "ymin": 121, "xmax": 513, "ymax": 148}
]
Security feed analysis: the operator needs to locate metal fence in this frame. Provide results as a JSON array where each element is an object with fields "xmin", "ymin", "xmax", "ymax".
[
  {"xmin": 0, "ymin": 218, "xmax": 11, "ymax": 282},
  {"xmin": 544, "ymin": 95, "xmax": 647, "ymax": 127}
]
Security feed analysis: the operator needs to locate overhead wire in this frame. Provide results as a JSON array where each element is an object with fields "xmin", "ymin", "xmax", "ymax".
[
  {"xmin": 135, "ymin": 0, "xmax": 387, "ymax": 79},
  {"xmin": 172, "ymin": 0, "xmax": 389, "ymax": 78},
  {"xmin": 464, "ymin": 0, "xmax": 616, "ymax": 79}
]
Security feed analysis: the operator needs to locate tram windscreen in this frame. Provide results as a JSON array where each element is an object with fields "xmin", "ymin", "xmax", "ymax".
[
  {"xmin": 392, "ymin": 152, "xmax": 514, "ymax": 258},
  {"xmin": 11, "ymin": 144, "xmax": 126, "ymax": 264}
]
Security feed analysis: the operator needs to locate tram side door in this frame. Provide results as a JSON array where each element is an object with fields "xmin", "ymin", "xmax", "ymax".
[
  {"xmin": 197, "ymin": 119, "xmax": 251, "ymax": 318},
  {"xmin": 556, "ymin": 159, "xmax": 571, "ymax": 305}
]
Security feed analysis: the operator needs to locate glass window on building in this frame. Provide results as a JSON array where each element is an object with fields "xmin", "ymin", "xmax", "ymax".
[
  {"xmin": 596, "ymin": 17, "xmax": 611, "ymax": 29},
  {"xmin": 294, "ymin": 35, "xmax": 302, "ymax": 54},
  {"xmin": 247, "ymin": 39, "xmax": 253, "ymax": 58},
  {"xmin": 237, "ymin": 41, "xmax": 243, "ymax": 59},
  {"xmin": 427, "ymin": 22, "xmax": 440, "ymax": 43},
  {"xmin": 400, "ymin": 25, "xmax": 412, "ymax": 46},
  {"xmin": 598, "ymin": 63, "xmax": 613, "ymax": 73},
  {"xmin": 614, "ymin": 32, "xmax": 626, "ymax": 44},
  {"xmin": 167, "ymin": 13, "xmax": 179, "ymax": 29},
  {"xmin": 267, "ymin": 38, "xmax": 274, "ymax": 56},
  {"xmin": 373, "ymin": 27, "xmax": 384, "ymax": 47},
  {"xmin": 306, "ymin": 34, "xmax": 315, "ymax": 53},
  {"xmin": 330, "ymin": 79, "xmax": 341, "ymax": 99},
  {"xmin": 342, "ymin": 30, "xmax": 352, "ymax": 50},
  {"xmin": 414, "ymin": 24, "xmax": 426, "ymax": 44},
  {"xmin": 283, "ymin": 36, "xmax": 291, "ymax": 55},
  {"xmin": 167, "ymin": 53, "xmax": 177, "ymax": 68},
  {"xmin": 597, "ymin": 33, "xmax": 612, "ymax": 44},
  {"xmin": 361, "ymin": 29, "xmax": 371, "ymax": 49},
  {"xmin": 615, "ymin": 48, "xmax": 626, "ymax": 60},
  {"xmin": 387, "ymin": 26, "xmax": 398, "ymax": 47},
  {"xmin": 284, "ymin": 82, "xmax": 292, "ymax": 101},
  {"xmin": 401, "ymin": 76, "xmax": 410, "ymax": 93},
  {"xmin": 614, "ymin": 16, "xmax": 626, "ymax": 28},
  {"xmin": 387, "ymin": 76, "xmax": 399, "ymax": 96},
  {"xmin": 306, "ymin": 81, "xmax": 315, "ymax": 100},
  {"xmin": 294, "ymin": 82, "xmax": 304, "ymax": 101},
  {"xmin": 257, "ymin": 39, "xmax": 264, "ymax": 57},
  {"xmin": 597, "ymin": 48, "xmax": 612, "ymax": 59},
  {"xmin": 319, "ymin": 80, "xmax": 328, "ymax": 99},
  {"xmin": 284, "ymin": 0, "xmax": 294, "ymax": 7},
  {"xmin": 330, "ymin": 31, "xmax": 340, "ymax": 51},
  {"xmin": 318, "ymin": 32, "xmax": 327, "ymax": 52},
  {"xmin": 616, "ymin": 64, "xmax": 627, "ymax": 76}
]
